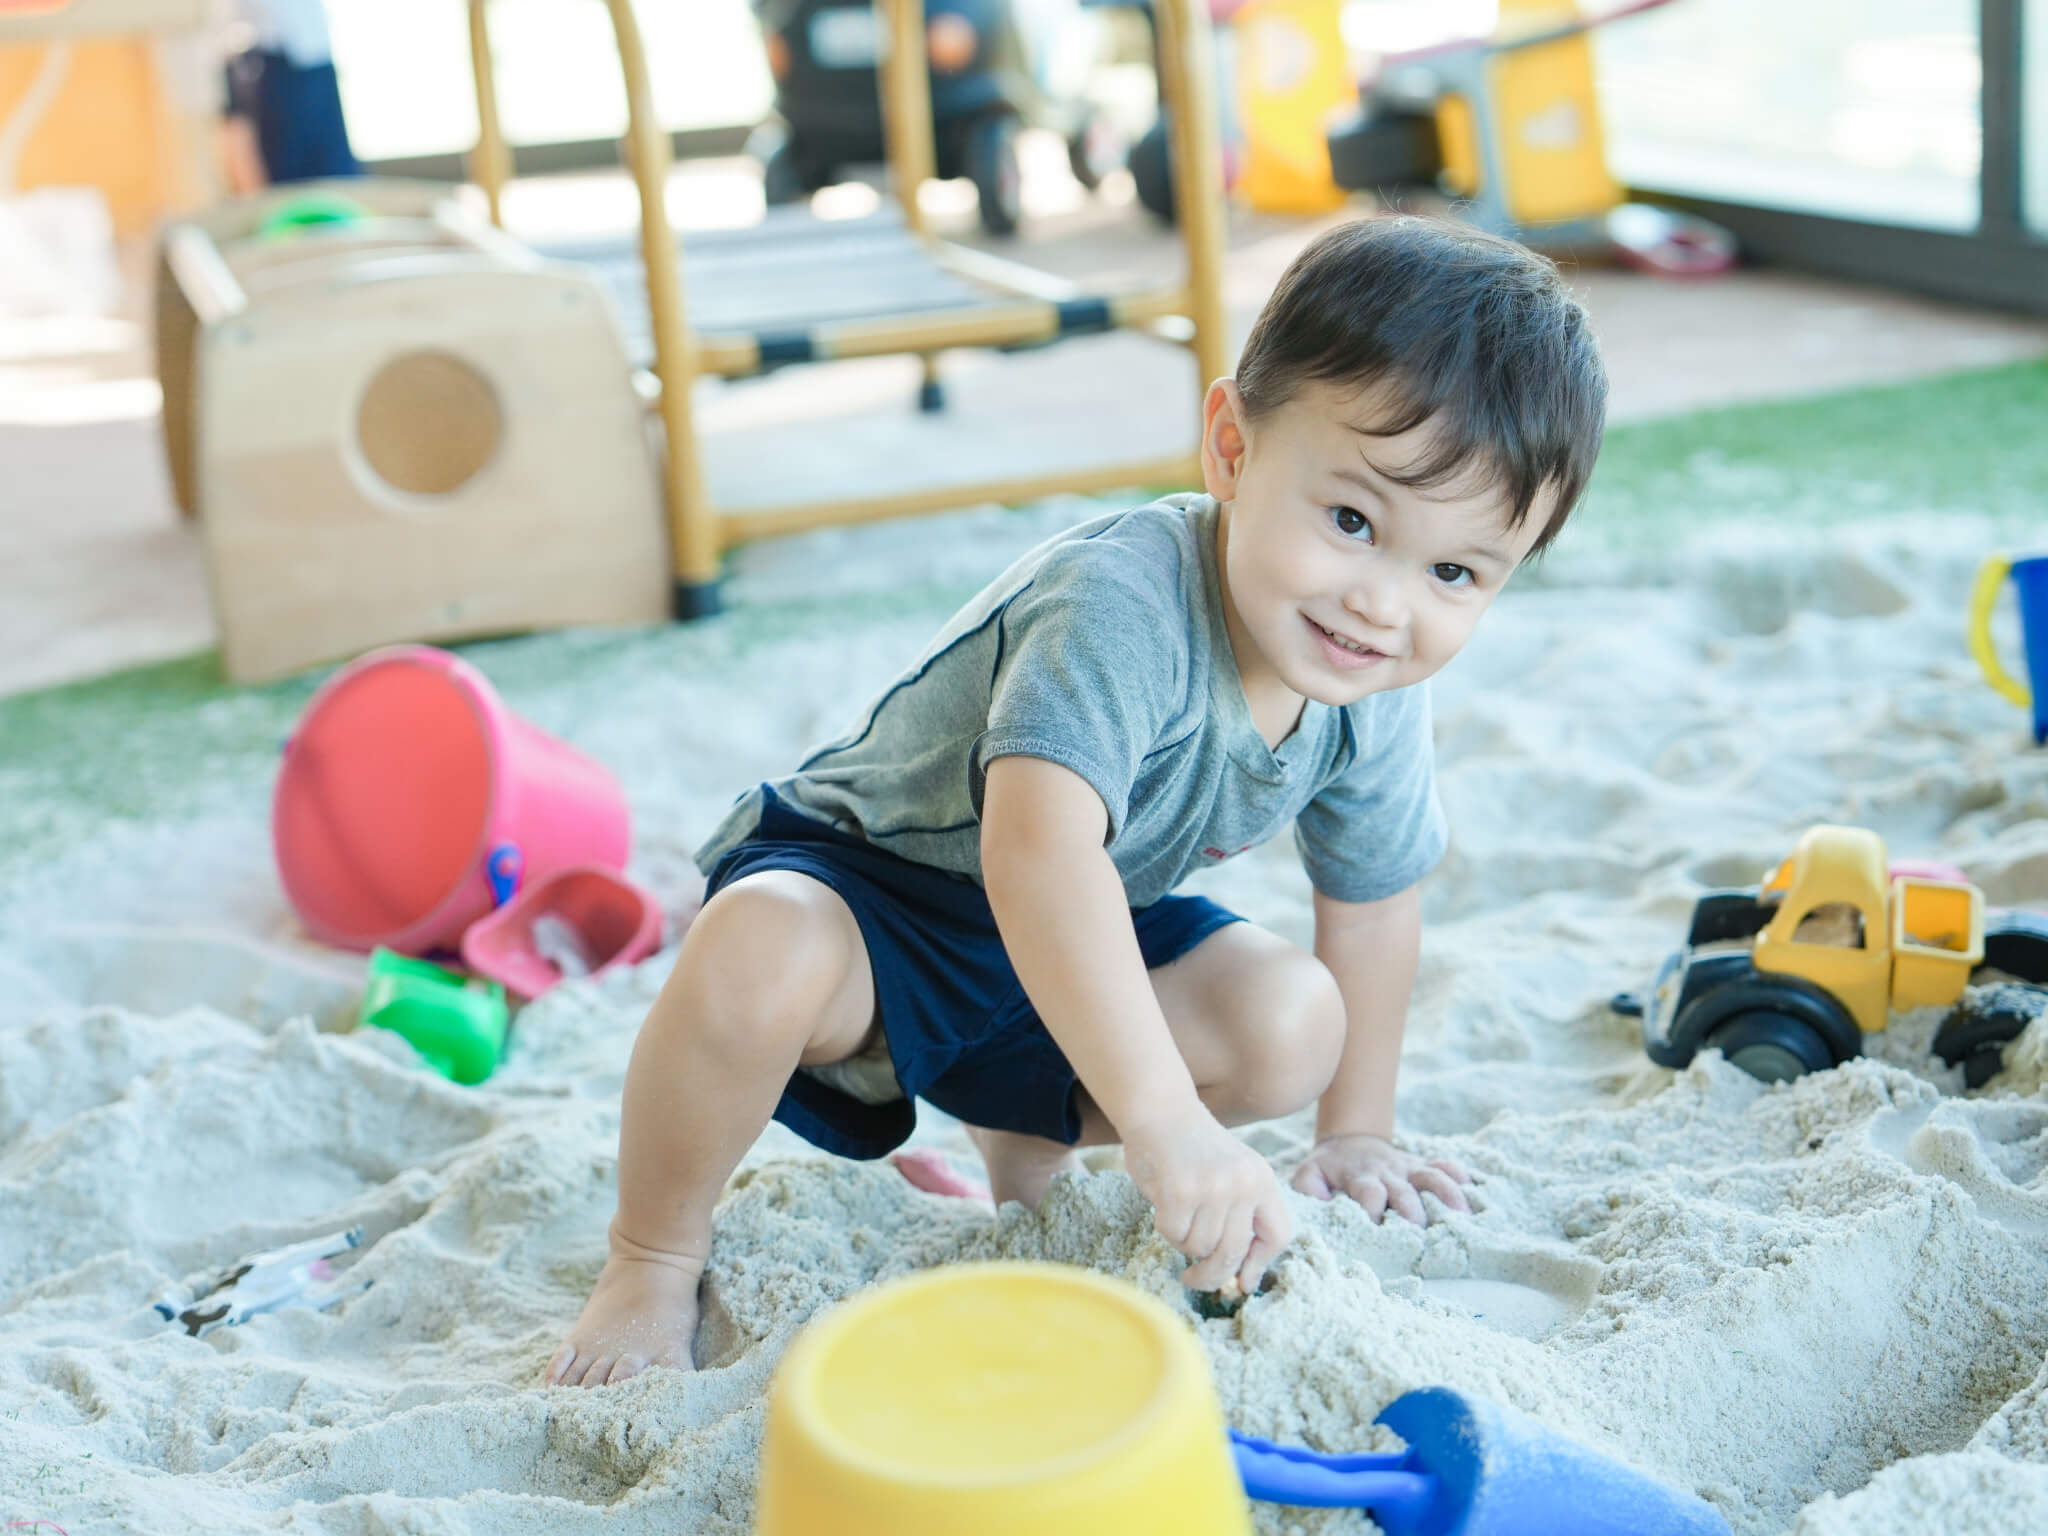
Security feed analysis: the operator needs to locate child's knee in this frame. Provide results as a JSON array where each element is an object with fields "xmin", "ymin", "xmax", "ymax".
[
  {"xmin": 671, "ymin": 873, "xmax": 861, "ymax": 1044},
  {"xmin": 1237, "ymin": 954, "xmax": 1346, "ymax": 1118}
]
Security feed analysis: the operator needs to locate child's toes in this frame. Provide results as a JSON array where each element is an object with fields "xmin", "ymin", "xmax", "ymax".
[
  {"xmin": 604, "ymin": 1352, "xmax": 650, "ymax": 1386},
  {"xmin": 546, "ymin": 1344, "xmax": 576, "ymax": 1386},
  {"xmin": 571, "ymin": 1352, "xmax": 620, "ymax": 1388}
]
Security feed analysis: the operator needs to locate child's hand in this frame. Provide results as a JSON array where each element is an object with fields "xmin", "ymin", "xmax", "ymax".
[
  {"xmin": 1291, "ymin": 1133, "xmax": 1472, "ymax": 1226},
  {"xmin": 1124, "ymin": 1104, "xmax": 1292, "ymax": 1294}
]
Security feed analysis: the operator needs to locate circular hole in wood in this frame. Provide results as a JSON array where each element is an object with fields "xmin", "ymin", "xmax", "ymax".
[{"xmin": 355, "ymin": 350, "xmax": 502, "ymax": 497}]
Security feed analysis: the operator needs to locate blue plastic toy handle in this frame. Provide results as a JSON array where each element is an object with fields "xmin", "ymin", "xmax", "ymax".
[
  {"xmin": 486, "ymin": 842, "xmax": 523, "ymax": 907},
  {"xmin": 1229, "ymin": 1429, "xmax": 1438, "ymax": 1522}
]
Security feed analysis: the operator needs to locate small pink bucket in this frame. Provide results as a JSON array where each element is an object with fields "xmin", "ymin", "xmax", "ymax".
[
  {"xmin": 459, "ymin": 865, "xmax": 664, "ymax": 999},
  {"xmin": 273, "ymin": 645, "xmax": 631, "ymax": 955}
]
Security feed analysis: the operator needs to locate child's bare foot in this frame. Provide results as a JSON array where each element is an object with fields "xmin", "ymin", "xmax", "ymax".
[
  {"xmin": 966, "ymin": 1125, "xmax": 1087, "ymax": 1210},
  {"xmin": 547, "ymin": 1229, "xmax": 704, "ymax": 1388},
  {"xmin": 892, "ymin": 1147, "xmax": 994, "ymax": 1203}
]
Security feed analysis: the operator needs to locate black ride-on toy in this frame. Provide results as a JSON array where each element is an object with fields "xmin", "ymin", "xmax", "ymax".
[
  {"xmin": 747, "ymin": 0, "xmax": 1127, "ymax": 237},
  {"xmin": 1613, "ymin": 826, "xmax": 2048, "ymax": 1085}
]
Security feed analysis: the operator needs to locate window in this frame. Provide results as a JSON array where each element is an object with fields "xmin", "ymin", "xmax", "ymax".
[
  {"xmin": 1595, "ymin": 0, "xmax": 1982, "ymax": 232},
  {"xmin": 331, "ymin": 0, "xmax": 773, "ymax": 164},
  {"xmin": 2027, "ymin": 0, "xmax": 2048, "ymax": 233}
]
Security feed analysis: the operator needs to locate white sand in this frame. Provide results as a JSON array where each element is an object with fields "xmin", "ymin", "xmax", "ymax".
[{"xmin": 3, "ymin": 499, "xmax": 2046, "ymax": 1534}]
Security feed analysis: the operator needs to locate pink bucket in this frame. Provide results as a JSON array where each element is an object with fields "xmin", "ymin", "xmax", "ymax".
[{"xmin": 273, "ymin": 645, "xmax": 631, "ymax": 955}]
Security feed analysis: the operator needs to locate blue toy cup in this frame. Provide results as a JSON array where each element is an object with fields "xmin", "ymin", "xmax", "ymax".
[{"xmin": 1971, "ymin": 552, "xmax": 2048, "ymax": 745}]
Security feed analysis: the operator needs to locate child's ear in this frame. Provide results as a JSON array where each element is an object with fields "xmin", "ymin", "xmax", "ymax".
[{"xmin": 1199, "ymin": 379, "xmax": 1249, "ymax": 503}]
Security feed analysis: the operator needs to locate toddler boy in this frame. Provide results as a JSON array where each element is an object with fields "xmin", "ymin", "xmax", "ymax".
[{"xmin": 549, "ymin": 216, "xmax": 1608, "ymax": 1387}]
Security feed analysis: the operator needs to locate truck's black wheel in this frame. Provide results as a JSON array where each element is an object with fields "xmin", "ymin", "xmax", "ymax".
[
  {"xmin": 1706, "ymin": 1012, "xmax": 1838, "ymax": 1083},
  {"xmin": 1983, "ymin": 910, "xmax": 2048, "ymax": 982},
  {"xmin": 1933, "ymin": 982, "xmax": 2048, "ymax": 1088},
  {"xmin": 1670, "ymin": 968, "xmax": 1862, "ymax": 1075}
]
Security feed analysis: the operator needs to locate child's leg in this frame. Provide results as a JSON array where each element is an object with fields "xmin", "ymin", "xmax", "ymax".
[
  {"xmin": 969, "ymin": 923, "xmax": 1343, "ymax": 1208},
  {"xmin": 548, "ymin": 870, "xmax": 877, "ymax": 1387}
]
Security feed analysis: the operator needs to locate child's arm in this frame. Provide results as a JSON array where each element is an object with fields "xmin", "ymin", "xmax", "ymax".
[
  {"xmin": 981, "ymin": 755, "xmax": 1291, "ymax": 1294},
  {"xmin": 1291, "ymin": 883, "xmax": 1473, "ymax": 1225}
]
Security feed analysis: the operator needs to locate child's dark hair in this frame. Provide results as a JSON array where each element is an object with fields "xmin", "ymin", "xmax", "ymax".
[{"xmin": 1234, "ymin": 217, "xmax": 1607, "ymax": 557}]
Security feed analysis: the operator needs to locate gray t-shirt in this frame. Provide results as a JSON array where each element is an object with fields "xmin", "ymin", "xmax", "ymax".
[{"xmin": 695, "ymin": 494, "xmax": 1447, "ymax": 907}]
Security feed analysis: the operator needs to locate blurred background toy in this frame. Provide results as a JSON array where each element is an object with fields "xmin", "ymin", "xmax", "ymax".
[
  {"xmin": 1324, "ymin": 0, "xmax": 1735, "ymax": 270},
  {"xmin": 1971, "ymin": 550, "xmax": 2048, "ymax": 746},
  {"xmin": 358, "ymin": 949, "xmax": 510, "ymax": 1085},
  {"xmin": 270, "ymin": 644, "xmax": 666, "ymax": 1082},
  {"xmin": 271, "ymin": 645, "xmax": 636, "ymax": 956},
  {"xmin": 746, "ymin": 0, "xmax": 1133, "ymax": 235},
  {"xmin": 153, "ymin": 1226, "xmax": 370, "ymax": 1337},
  {"xmin": 1229, "ymin": 0, "xmax": 1348, "ymax": 214},
  {"xmin": 459, "ymin": 865, "xmax": 663, "ymax": 1001},
  {"xmin": 1617, "ymin": 825, "xmax": 2048, "ymax": 1084}
]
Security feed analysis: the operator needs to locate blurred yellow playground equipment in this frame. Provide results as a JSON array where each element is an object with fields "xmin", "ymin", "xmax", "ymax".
[
  {"xmin": 1325, "ymin": 0, "xmax": 1705, "ymax": 253},
  {"xmin": 1230, "ymin": 0, "xmax": 1351, "ymax": 213},
  {"xmin": 155, "ymin": 0, "xmax": 1230, "ymax": 683},
  {"xmin": 0, "ymin": 0, "xmax": 222, "ymax": 236}
]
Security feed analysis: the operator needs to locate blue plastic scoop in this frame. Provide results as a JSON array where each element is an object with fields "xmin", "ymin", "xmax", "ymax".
[{"xmin": 1232, "ymin": 1387, "xmax": 1730, "ymax": 1536}]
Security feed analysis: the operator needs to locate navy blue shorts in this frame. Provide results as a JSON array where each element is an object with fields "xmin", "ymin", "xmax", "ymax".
[{"xmin": 703, "ymin": 786, "xmax": 1244, "ymax": 1160}]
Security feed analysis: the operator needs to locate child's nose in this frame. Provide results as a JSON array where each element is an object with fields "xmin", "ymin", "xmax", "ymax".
[{"xmin": 1341, "ymin": 566, "xmax": 1408, "ymax": 634}]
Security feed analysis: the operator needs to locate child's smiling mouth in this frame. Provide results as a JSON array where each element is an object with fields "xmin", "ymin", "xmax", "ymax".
[{"xmin": 1304, "ymin": 614, "xmax": 1389, "ymax": 669}]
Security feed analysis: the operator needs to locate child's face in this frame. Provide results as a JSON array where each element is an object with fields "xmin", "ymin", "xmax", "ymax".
[{"xmin": 1201, "ymin": 378, "xmax": 1552, "ymax": 711}]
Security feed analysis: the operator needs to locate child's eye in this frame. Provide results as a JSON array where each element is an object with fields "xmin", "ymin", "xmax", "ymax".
[
  {"xmin": 1328, "ymin": 506, "xmax": 1373, "ymax": 541},
  {"xmin": 1433, "ymin": 563, "xmax": 1474, "ymax": 587}
]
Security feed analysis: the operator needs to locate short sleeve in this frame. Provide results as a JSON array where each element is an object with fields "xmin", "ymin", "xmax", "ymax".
[
  {"xmin": 1293, "ymin": 682, "xmax": 1448, "ymax": 902},
  {"xmin": 969, "ymin": 547, "xmax": 1187, "ymax": 842}
]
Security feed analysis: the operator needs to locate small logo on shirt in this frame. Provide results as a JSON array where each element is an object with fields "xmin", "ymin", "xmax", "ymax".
[{"xmin": 1202, "ymin": 844, "xmax": 1254, "ymax": 860}]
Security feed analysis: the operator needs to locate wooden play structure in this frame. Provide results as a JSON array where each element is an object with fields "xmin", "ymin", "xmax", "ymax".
[
  {"xmin": 156, "ymin": 182, "xmax": 671, "ymax": 682},
  {"xmin": 157, "ymin": 0, "xmax": 1229, "ymax": 683}
]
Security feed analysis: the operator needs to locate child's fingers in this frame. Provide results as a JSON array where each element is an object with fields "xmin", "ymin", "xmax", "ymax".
[
  {"xmin": 1341, "ymin": 1173, "xmax": 1391, "ymax": 1222},
  {"xmin": 1427, "ymin": 1157, "xmax": 1475, "ymax": 1186},
  {"xmin": 1152, "ymin": 1194, "xmax": 1195, "ymax": 1250},
  {"xmin": 1236, "ymin": 1196, "xmax": 1291, "ymax": 1295},
  {"xmin": 1289, "ymin": 1159, "xmax": 1335, "ymax": 1201},
  {"xmin": 1177, "ymin": 1203, "xmax": 1228, "ymax": 1278},
  {"xmin": 1381, "ymin": 1177, "xmax": 1427, "ymax": 1227},
  {"xmin": 1187, "ymin": 1203, "xmax": 1254, "ymax": 1293},
  {"xmin": 1411, "ymin": 1166, "xmax": 1471, "ymax": 1214}
]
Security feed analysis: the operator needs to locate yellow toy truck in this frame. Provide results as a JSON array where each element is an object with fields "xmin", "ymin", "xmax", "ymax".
[{"xmin": 1624, "ymin": 825, "xmax": 2048, "ymax": 1084}]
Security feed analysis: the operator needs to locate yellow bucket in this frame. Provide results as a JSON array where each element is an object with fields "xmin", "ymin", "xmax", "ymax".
[{"xmin": 754, "ymin": 1262, "xmax": 1253, "ymax": 1536}]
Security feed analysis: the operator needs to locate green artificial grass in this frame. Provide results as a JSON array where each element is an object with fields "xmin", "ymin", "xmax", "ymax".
[
  {"xmin": 1580, "ymin": 358, "xmax": 2048, "ymax": 537},
  {"xmin": 3, "ymin": 357, "xmax": 2043, "ymax": 894}
]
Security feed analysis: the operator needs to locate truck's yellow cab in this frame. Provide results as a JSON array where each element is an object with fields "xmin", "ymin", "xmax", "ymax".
[{"xmin": 1753, "ymin": 825, "xmax": 1984, "ymax": 1035}]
